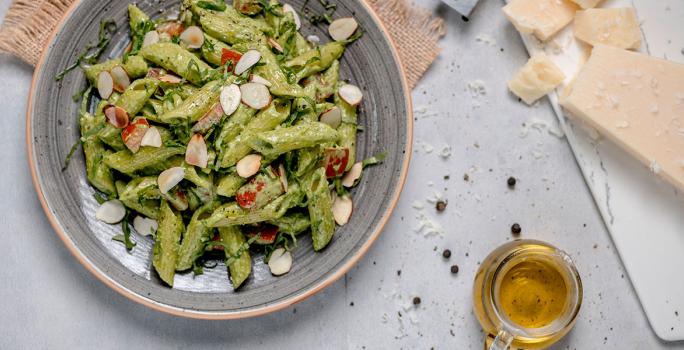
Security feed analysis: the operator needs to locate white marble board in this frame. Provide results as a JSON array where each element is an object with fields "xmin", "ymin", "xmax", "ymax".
[{"xmin": 507, "ymin": 0, "xmax": 684, "ymax": 341}]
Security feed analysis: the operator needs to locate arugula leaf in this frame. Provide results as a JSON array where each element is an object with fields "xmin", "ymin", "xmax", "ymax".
[{"xmin": 55, "ymin": 19, "xmax": 117, "ymax": 81}]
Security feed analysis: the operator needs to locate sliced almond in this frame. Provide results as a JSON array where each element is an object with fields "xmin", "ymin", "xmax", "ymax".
[
  {"xmin": 111, "ymin": 66, "xmax": 131, "ymax": 92},
  {"xmin": 146, "ymin": 68, "xmax": 162, "ymax": 78},
  {"xmin": 236, "ymin": 154, "xmax": 262, "ymax": 178},
  {"xmin": 332, "ymin": 195, "xmax": 353, "ymax": 225},
  {"xmin": 320, "ymin": 107, "xmax": 342, "ymax": 129},
  {"xmin": 339, "ymin": 84, "xmax": 363, "ymax": 106},
  {"xmin": 329, "ymin": 17, "xmax": 358, "ymax": 41},
  {"xmin": 103, "ymin": 105, "xmax": 130, "ymax": 128},
  {"xmin": 97, "ymin": 71, "xmax": 114, "ymax": 99},
  {"xmin": 158, "ymin": 167, "xmax": 185, "ymax": 194},
  {"xmin": 140, "ymin": 126, "xmax": 162, "ymax": 148},
  {"xmin": 159, "ymin": 74, "xmax": 182, "ymax": 84},
  {"xmin": 157, "ymin": 21, "xmax": 184, "ymax": 37},
  {"xmin": 95, "ymin": 200, "xmax": 126, "ymax": 224},
  {"xmin": 283, "ymin": 4, "xmax": 301, "ymax": 30},
  {"xmin": 240, "ymin": 82, "xmax": 271, "ymax": 109},
  {"xmin": 278, "ymin": 163, "xmax": 288, "ymax": 192},
  {"xmin": 192, "ymin": 103, "xmax": 224, "ymax": 133},
  {"xmin": 133, "ymin": 216, "xmax": 158, "ymax": 237},
  {"xmin": 306, "ymin": 35, "xmax": 320, "ymax": 44},
  {"xmin": 249, "ymin": 74, "xmax": 272, "ymax": 87},
  {"xmin": 180, "ymin": 25, "xmax": 204, "ymax": 49},
  {"xmin": 219, "ymin": 84, "xmax": 241, "ymax": 116},
  {"xmin": 185, "ymin": 134, "xmax": 209, "ymax": 168},
  {"xmin": 267, "ymin": 37, "xmax": 284, "ymax": 53},
  {"xmin": 268, "ymin": 248, "xmax": 293, "ymax": 276},
  {"xmin": 234, "ymin": 49, "xmax": 261, "ymax": 75},
  {"xmin": 142, "ymin": 30, "xmax": 159, "ymax": 48},
  {"xmin": 341, "ymin": 162, "xmax": 362, "ymax": 187}
]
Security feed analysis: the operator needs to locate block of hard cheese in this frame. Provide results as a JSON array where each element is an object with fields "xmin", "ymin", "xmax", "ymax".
[
  {"xmin": 569, "ymin": 0, "xmax": 602, "ymax": 9},
  {"xmin": 574, "ymin": 8, "xmax": 641, "ymax": 50},
  {"xmin": 508, "ymin": 53, "xmax": 566, "ymax": 105},
  {"xmin": 502, "ymin": 0, "xmax": 579, "ymax": 41},
  {"xmin": 560, "ymin": 45, "xmax": 684, "ymax": 191}
]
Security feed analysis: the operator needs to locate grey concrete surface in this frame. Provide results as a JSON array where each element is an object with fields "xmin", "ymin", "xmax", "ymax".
[{"xmin": 0, "ymin": 0, "xmax": 681, "ymax": 348}]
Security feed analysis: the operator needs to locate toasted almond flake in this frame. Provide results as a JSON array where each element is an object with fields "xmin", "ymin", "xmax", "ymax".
[
  {"xmin": 341, "ymin": 162, "xmax": 362, "ymax": 187},
  {"xmin": 332, "ymin": 195, "xmax": 353, "ymax": 225},
  {"xmin": 103, "ymin": 105, "xmax": 129, "ymax": 128},
  {"xmin": 133, "ymin": 216, "xmax": 158, "ymax": 237},
  {"xmin": 220, "ymin": 84, "xmax": 241, "ymax": 116},
  {"xmin": 234, "ymin": 50, "xmax": 261, "ymax": 75},
  {"xmin": 185, "ymin": 134, "xmax": 209, "ymax": 168},
  {"xmin": 111, "ymin": 66, "xmax": 131, "ymax": 92},
  {"xmin": 249, "ymin": 74, "xmax": 272, "ymax": 87},
  {"xmin": 159, "ymin": 74, "xmax": 182, "ymax": 84},
  {"xmin": 268, "ymin": 248, "xmax": 293, "ymax": 275},
  {"xmin": 97, "ymin": 71, "xmax": 114, "ymax": 99},
  {"xmin": 95, "ymin": 200, "xmax": 126, "ymax": 224},
  {"xmin": 240, "ymin": 82, "xmax": 271, "ymax": 109},
  {"xmin": 278, "ymin": 163, "xmax": 288, "ymax": 192},
  {"xmin": 320, "ymin": 107, "xmax": 342, "ymax": 129},
  {"xmin": 157, "ymin": 21, "xmax": 184, "ymax": 37},
  {"xmin": 140, "ymin": 126, "xmax": 162, "ymax": 147},
  {"xmin": 158, "ymin": 167, "xmax": 185, "ymax": 194},
  {"xmin": 283, "ymin": 4, "xmax": 301, "ymax": 29},
  {"xmin": 142, "ymin": 30, "xmax": 160, "ymax": 48},
  {"xmin": 180, "ymin": 25, "xmax": 204, "ymax": 49},
  {"xmin": 329, "ymin": 17, "xmax": 358, "ymax": 41},
  {"xmin": 267, "ymin": 37, "xmax": 284, "ymax": 53},
  {"xmin": 192, "ymin": 103, "xmax": 224, "ymax": 133},
  {"xmin": 146, "ymin": 68, "xmax": 162, "ymax": 78},
  {"xmin": 236, "ymin": 154, "xmax": 262, "ymax": 178},
  {"xmin": 339, "ymin": 84, "xmax": 363, "ymax": 106}
]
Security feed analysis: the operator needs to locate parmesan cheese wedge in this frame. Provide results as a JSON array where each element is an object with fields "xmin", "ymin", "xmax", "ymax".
[
  {"xmin": 560, "ymin": 45, "xmax": 684, "ymax": 192},
  {"xmin": 502, "ymin": 0, "xmax": 578, "ymax": 41},
  {"xmin": 574, "ymin": 8, "xmax": 641, "ymax": 50},
  {"xmin": 508, "ymin": 53, "xmax": 565, "ymax": 105}
]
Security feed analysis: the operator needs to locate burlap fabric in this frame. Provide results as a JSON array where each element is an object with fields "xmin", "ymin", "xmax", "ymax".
[{"xmin": 0, "ymin": 0, "xmax": 444, "ymax": 88}]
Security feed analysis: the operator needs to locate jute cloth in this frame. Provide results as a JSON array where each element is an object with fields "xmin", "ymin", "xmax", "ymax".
[{"xmin": 0, "ymin": 0, "xmax": 444, "ymax": 88}]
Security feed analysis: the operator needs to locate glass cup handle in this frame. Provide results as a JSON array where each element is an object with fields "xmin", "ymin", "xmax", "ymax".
[{"xmin": 487, "ymin": 330, "xmax": 514, "ymax": 350}]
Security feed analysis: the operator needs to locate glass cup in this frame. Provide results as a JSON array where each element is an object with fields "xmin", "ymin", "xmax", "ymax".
[{"xmin": 472, "ymin": 240, "xmax": 582, "ymax": 350}]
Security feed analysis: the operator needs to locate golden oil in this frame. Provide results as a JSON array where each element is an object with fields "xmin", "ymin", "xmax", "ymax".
[
  {"xmin": 498, "ymin": 259, "xmax": 568, "ymax": 329},
  {"xmin": 473, "ymin": 240, "xmax": 582, "ymax": 349}
]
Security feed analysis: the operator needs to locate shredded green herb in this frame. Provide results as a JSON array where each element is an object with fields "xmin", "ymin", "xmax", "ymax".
[
  {"xmin": 124, "ymin": 20, "xmax": 155, "ymax": 62},
  {"xmin": 55, "ymin": 19, "xmax": 117, "ymax": 81},
  {"xmin": 264, "ymin": 233, "xmax": 295, "ymax": 262},
  {"xmin": 112, "ymin": 212, "xmax": 137, "ymax": 251},
  {"xmin": 259, "ymin": 0, "xmax": 283, "ymax": 17},
  {"xmin": 362, "ymin": 152, "xmax": 386, "ymax": 168},
  {"xmin": 197, "ymin": 0, "xmax": 227, "ymax": 11},
  {"xmin": 93, "ymin": 192, "xmax": 108, "ymax": 205},
  {"xmin": 301, "ymin": 0, "xmax": 336, "ymax": 25}
]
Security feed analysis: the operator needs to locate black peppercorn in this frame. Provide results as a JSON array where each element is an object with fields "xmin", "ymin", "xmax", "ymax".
[
  {"xmin": 413, "ymin": 296, "xmax": 421, "ymax": 305},
  {"xmin": 511, "ymin": 223, "xmax": 522, "ymax": 235},
  {"xmin": 442, "ymin": 249, "xmax": 452, "ymax": 259},
  {"xmin": 450, "ymin": 265, "xmax": 459, "ymax": 274},
  {"xmin": 436, "ymin": 200, "xmax": 447, "ymax": 212},
  {"xmin": 507, "ymin": 177, "xmax": 517, "ymax": 188}
]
